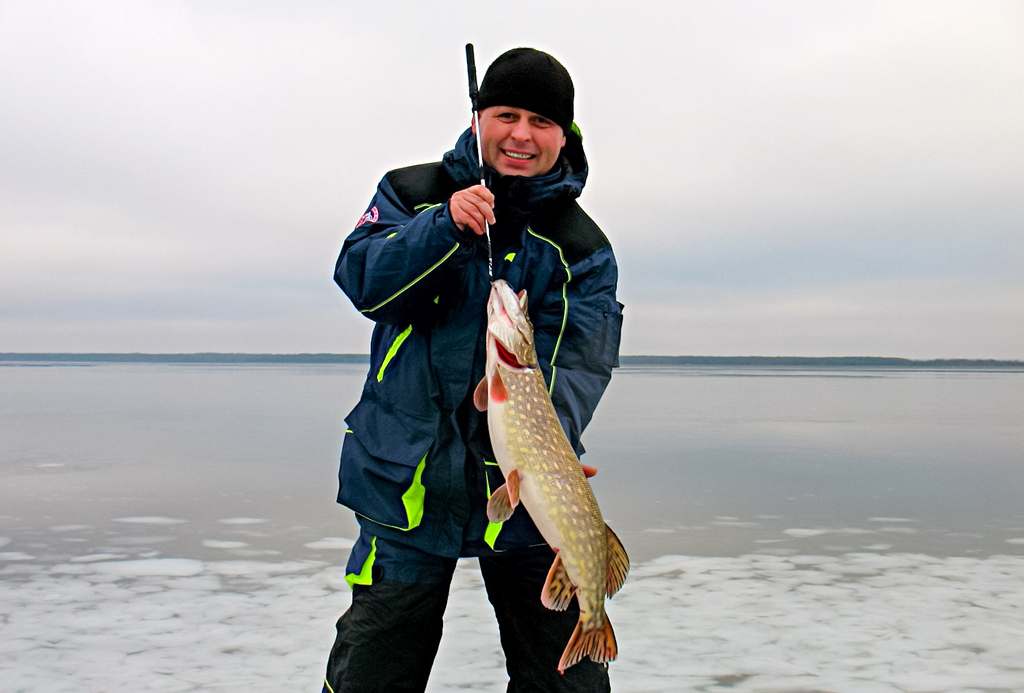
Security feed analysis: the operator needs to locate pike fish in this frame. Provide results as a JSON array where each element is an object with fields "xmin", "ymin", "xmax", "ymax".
[{"xmin": 473, "ymin": 279, "xmax": 629, "ymax": 673}]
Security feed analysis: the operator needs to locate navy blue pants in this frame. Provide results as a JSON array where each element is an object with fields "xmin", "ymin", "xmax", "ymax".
[{"xmin": 323, "ymin": 534, "xmax": 611, "ymax": 692}]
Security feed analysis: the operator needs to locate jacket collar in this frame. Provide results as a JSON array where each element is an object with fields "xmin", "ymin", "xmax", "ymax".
[{"xmin": 442, "ymin": 128, "xmax": 589, "ymax": 215}]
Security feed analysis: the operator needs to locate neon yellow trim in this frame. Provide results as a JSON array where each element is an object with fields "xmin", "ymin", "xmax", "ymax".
[
  {"xmin": 345, "ymin": 428, "xmax": 353, "ymax": 434},
  {"xmin": 386, "ymin": 231, "xmax": 398, "ymax": 239},
  {"xmin": 400, "ymin": 455, "xmax": 427, "ymax": 529},
  {"xmin": 413, "ymin": 202, "xmax": 442, "ymax": 212},
  {"xmin": 482, "ymin": 461, "xmax": 504, "ymax": 550},
  {"xmin": 526, "ymin": 227, "xmax": 571, "ymax": 394},
  {"xmin": 484, "ymin": 519, "xmax": 503, "ymax": 550},
  {"xmin": 570, "ymin": 122, "xmax": 582, "ymax": 140},
  {"xmin": 504, "ymin": 252, "xmax": 516, "ymax": 262},
  {"xmin": 351, "ymin": 456, "xmax": 427, "ymax": 532},
  {"xmin": 433, "ymin": 295, "xmax": 440, "ymax": 304},
  {"xmin": 360, "ymin": 242, "xmax": 460, "ymax": 314},
  {"xmin": 344, "ymin": 536, "xmax": 377, "ymax": 588},
  {"xmin": 376, "ymin": 324, "xmax": 412, "ymax": 382},
  {"xmin": 324, "ymin": 678, "xmax": 335, "ymax": 693}
]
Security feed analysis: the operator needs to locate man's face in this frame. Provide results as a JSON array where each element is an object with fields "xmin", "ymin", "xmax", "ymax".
[{"xmin": 474, "ymin": 106, "xmax": 566, "ymax": 178}]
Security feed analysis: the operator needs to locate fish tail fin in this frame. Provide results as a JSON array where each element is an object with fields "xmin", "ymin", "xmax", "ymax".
[{"xmin": 556, "ymin": 615, "xmax": 618, "ymax": 674}]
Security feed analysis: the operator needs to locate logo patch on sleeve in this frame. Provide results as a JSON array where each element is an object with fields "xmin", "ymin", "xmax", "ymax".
[{"xmin": 355, "ymin": 206, "xmax": 379, "ymax": 228}]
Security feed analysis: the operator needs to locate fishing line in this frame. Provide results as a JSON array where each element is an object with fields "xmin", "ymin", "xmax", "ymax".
[{"xmin": 465, "ymin": 43, "xmax": 494, "ymax": 281}]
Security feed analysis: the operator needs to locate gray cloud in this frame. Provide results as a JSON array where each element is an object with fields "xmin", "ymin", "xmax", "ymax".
[{"xmin": 1, "ymin": 1, "xmax": 1021, "ymax": 356}]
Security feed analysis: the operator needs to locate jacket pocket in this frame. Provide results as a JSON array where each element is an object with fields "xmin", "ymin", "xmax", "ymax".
[{"xmin": 337, "ymin": 399, "xmax": 434, "ymax": 531}]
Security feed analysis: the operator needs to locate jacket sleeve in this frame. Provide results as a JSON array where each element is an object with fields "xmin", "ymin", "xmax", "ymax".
[
  {"xmin": 547, "ymin": 244, "xmax": 623, "ymax": 457},
  {"xmin": 334, "ymin": 174, "xmax": 476, "ymax": 324}
]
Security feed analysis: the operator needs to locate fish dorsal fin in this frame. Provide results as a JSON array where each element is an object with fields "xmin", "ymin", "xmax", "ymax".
[
  {"xmin": 605, "ymin": 524, "xmax": 630, "ymax": 598},
  {"xmin": 473, "ymin": 376, "xmax": 488, "ymax": 412},
  {"xmin": 541, "ymin": 551, "xmax": 575, "ymax": 611}
]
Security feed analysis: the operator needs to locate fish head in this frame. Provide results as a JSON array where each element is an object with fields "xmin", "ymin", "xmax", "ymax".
[{"xmin": 486, "ymin": 279, "xmax": 538, "ymax": 372}]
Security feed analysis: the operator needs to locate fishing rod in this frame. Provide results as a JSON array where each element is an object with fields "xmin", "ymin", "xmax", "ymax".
[{"xmin": 465, "ymin": 43, "xmax": 494, "ymax": 280}]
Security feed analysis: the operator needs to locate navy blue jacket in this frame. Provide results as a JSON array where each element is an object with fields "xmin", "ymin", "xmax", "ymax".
[{"xmin": 334, "ymin": 128, "xmax": 623, "ymax": 558}]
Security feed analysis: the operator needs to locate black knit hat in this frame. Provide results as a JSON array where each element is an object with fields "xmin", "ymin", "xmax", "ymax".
[{"xmin": 476, "ymin": 48, "xmax": 574, "ymax": 134}]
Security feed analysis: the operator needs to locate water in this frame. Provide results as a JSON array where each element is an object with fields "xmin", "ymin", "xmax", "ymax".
[
  {"xmin": 2, "ymin": 362, "xmax": 1024, "ymax": 692},
  {"xmin": 2, "ymin": 362, "xmax": 1022, "ymax": 562}
]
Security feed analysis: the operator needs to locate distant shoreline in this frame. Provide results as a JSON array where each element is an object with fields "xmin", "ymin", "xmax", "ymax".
[{"xmin": 2, "ymin": 353, "xmax": 1022, "ymax": 369}]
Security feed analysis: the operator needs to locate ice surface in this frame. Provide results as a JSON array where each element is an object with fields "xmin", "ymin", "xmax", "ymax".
[
  {"xmin": 69, "ymin": 553, "xmax": 128, "ymax": 563},
  {"xmin": 113, "ymin": 516, "xmax": 188, "ymax": 525},
  {"xmin": 201, "ymin": 540, "xmax": 249, "ymax": 549},
  {"xmin": 783, "ymin": 528, "xmax": 829, "ymax": 537},
  {"xmin": 783, "ymin": 527, "xmax": 875, "ymax": 538},
  {"xmin": 218, "ymin": 517, "xmax": 268, "ymax": 525},
  {"xmin": 94, "ymin": 559, "xmax": 205, "ymax": 577},
  {"xmin": 106, "ymin": 535, "xmax": 174, "ymax": 545},
  {"xmin": 3, "ymin": 552, "xmax": 1024, "ymax": 692},
  {"xmin": 879, "ymin": 526, "xmax": 919, "ymax": 534},
  {"xmin": 303, "ymin": 537, "xmax": 355, "ymax": 550},
  {"xmin": 205, "ymin": 560, "xmax": 317, "ymax": 576}
]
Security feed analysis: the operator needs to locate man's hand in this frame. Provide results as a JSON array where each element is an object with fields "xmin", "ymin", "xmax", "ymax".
[{"xmin": 449, "ymin": 185, "xmax": 496, "ymax": 236}]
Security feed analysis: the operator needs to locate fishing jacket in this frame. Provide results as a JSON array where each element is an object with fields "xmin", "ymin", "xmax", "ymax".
[{"xmin": 333, "ymin": 127, "xmax": 623, "ymax": 559}]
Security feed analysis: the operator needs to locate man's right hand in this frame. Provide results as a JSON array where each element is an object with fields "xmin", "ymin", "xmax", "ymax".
[{"xmin": 449, "ymin": 185, "xmax": 496, "ymax": 236}]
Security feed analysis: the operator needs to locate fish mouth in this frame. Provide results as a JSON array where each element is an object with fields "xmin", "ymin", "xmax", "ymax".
[{"xmin": 487, "ymin": 279, "xmax": 536, "ymax": 372}]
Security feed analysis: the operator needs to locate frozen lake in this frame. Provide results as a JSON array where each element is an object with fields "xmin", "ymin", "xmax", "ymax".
[{"xmin": 2, "ymin": 361, "xmax": 1023, "ymax": 691}]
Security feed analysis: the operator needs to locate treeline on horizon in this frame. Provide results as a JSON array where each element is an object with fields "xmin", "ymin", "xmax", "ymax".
[{"xmin": 2, "ymin": 353, "xmax": 1022, "ymax": 368}]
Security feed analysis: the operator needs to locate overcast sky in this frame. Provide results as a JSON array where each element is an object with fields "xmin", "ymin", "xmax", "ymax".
[{"xmin": 2, "ymin": 1, "xmax": 1021, "ymax": 358}]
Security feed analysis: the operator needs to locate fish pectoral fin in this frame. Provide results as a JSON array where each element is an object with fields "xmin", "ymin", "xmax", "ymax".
[
  {"xmin": 605, "ymin": 524, "xmax": 630, "ymax": 598},
  {"xmin": 486, "ymin": 469, "xmax": 521, "ymax": 523},
  {"xmin": 557, "ymin": 617, "xmax": 618, "ymax": 674},
  {"xmin": 506, "ymin": 468, "xmax": 520, "ymax": 507},
  {"xmin": 473, "ymin": 376, "xmax": 488, "ymax": 412},
  {"xmin": 490, "ymin": 369, "xmax": 508, "ymax": 403},
  {"xmin": 486, "ymin": 483, "xmax": 515, "ymax": 522},
  {"xmin": 541, "ymin": 552, "xmax": 576, "ymax": 611}
]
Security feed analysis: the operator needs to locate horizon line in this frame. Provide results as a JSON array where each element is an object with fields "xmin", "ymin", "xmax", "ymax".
[{"xmin": 1, "ymin": 352, "xmax": 1022, "ymax": 367}]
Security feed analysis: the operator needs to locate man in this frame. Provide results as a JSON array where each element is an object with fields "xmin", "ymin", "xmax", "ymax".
[{"xmin": 324, "ymin": 47, "xmax": 623, "ymax": 693}]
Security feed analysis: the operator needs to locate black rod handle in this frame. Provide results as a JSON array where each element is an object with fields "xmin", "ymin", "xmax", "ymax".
[{"xmin": 465, "ymin": 43, "xmax": 479, "ymax": 106}]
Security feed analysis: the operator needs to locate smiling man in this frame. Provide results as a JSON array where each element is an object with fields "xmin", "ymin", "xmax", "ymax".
[
  {"xmin": 324, "ymin": 48, "xmax": 623, "ymax": 693},
  {"xmin": 483, "ymin": 106, "xmax": 565, "ymax": 175}
]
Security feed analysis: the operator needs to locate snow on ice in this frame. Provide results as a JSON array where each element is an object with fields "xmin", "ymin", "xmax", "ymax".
[{"xmin": 2, "ymin": 551, "xmax": 1024, "ymax": 692}]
